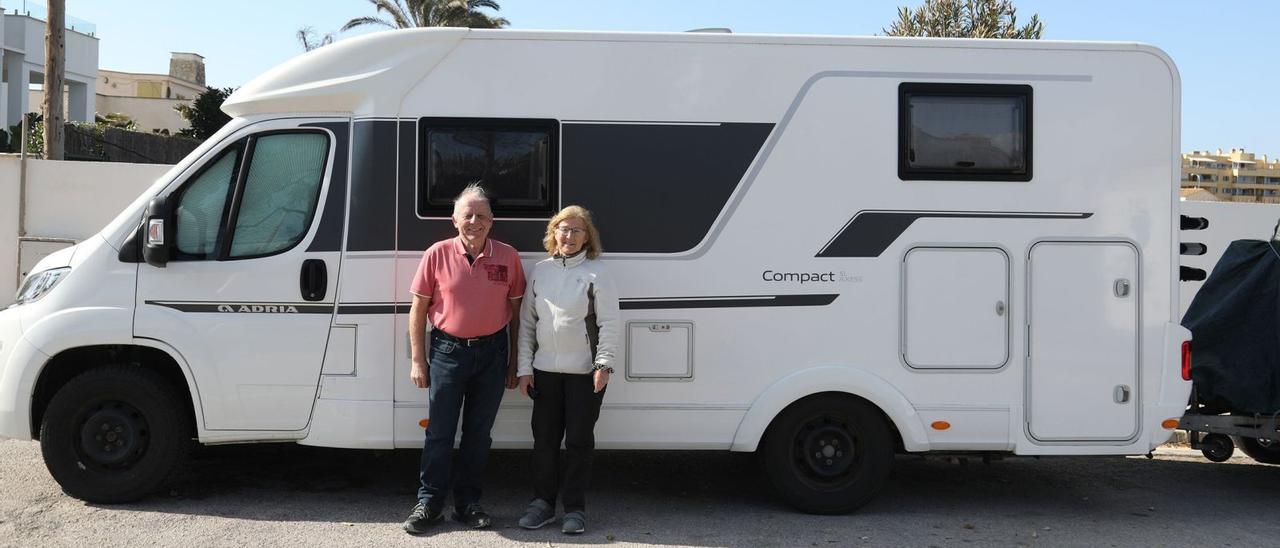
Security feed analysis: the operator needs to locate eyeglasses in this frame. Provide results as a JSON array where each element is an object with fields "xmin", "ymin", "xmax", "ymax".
[{"xmin": 554, "ymin": 226, "xmax": 586, "ymax": 237}]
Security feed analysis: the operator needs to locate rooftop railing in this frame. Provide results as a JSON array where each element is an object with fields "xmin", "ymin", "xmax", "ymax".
[{"xmin": 1, "ymin": 1, "xmax": 97, "ymax": 36}]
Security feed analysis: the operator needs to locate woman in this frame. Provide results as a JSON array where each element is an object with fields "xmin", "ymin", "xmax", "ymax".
[{"xmin": 515, "ymin": 205, "xmax": 620, "ymax": 535}]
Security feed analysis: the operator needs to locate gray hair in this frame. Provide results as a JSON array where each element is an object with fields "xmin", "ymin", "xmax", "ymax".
[{"xmin": 453, "ymin": 183, "xmax": 490, "ymax": 214}]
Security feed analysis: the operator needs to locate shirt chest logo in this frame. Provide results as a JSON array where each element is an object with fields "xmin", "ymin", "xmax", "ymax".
[{"xmin": 484, "ymin": 264, "xmax": 509, "ymax": 283}]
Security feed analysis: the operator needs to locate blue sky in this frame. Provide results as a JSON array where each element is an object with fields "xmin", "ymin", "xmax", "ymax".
[{"xmin": 49, "ymin": 0, "xmax": 1280, "ymax": 156}]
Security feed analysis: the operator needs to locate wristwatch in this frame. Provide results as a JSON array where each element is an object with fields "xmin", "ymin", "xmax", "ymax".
[{"xmin": 592, "ymin": 362, "xmax": 614, "ymax": 374}]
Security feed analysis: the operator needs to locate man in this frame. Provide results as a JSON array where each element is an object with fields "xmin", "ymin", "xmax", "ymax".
[{"xmin": 402, "ymin": 184, "xmax": 525, "ymax": 534}]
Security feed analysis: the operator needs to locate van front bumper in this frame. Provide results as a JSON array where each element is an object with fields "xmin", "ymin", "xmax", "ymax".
[{"xmin": 0, "ymin": 307, "xmax": 45, "ymax": 440}]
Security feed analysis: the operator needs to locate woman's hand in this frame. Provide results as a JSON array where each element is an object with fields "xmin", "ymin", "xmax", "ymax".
[
  {"xmin": 517, "ymin": 375, "xmax": 534, "ymax": 397},
  {"xmin": 593, "ymin": 369, "xmax": 609, "ymax": 393}
]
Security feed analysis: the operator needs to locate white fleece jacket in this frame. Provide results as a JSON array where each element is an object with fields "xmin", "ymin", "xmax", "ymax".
[{"xmin": 516, "ymin": 252, "xmax": 621, "ymax": 377}]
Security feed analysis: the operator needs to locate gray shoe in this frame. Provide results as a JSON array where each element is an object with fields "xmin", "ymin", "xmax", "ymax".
[
  {"xmin": 562, "ymin": 511, "xmax": 586, "ymax": 535},
  {"xmin": 518, "ymin": 499, "xmax": 556, "ymax": 530}
]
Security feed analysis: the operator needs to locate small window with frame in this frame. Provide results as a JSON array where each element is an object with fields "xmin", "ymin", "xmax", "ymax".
[
  {"xmin": 899, "ymin": 83, "xmax": 1032, "ymax": 182},
  {"xmin": 419, "ymin": 118, "xmax": 558, "ymax": 217}
]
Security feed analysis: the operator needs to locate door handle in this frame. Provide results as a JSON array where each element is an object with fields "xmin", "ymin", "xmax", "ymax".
[
  {"xmin": 1114, "ymin": 279, "xmax": 1131, "ymax": 298},
  {"xmin": 995, "ymin": 300, "xmax": 1006, "ymax": 316},
  {"xmin": 1114, "ymin": 385, "xmax": 1131, "ymax": 404},
  {"xmin": 300, "ymin": 259, "xmax": 327, "ymax": 301}
]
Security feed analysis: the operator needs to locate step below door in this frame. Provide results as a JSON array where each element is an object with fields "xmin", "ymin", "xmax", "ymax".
[{"xmin": 1028, "ymin": 241, "xmax": 1139, "ymax": 442}]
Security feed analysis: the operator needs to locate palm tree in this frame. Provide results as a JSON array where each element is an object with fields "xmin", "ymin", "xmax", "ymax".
[
  {"xmin": 296, "ymin": 26, "xmax": 335, "ymax": 51},
  {"xmin": 342, "ymin": 0, "xmax": 509, "ymax": 32}
]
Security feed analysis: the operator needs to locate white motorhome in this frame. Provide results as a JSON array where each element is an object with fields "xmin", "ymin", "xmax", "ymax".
[{"xmin": 0, "ymin": 29, "xmax": 1191, "ymax": 513}]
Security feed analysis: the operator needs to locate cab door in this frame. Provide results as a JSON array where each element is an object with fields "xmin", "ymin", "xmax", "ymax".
[{"xmin": 134, "ymin": 118, "xmax": 347, "ymax": 431}]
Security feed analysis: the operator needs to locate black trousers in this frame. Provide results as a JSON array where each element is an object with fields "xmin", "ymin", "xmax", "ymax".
[{"xmin": 531, "ymin": 369, "xmax": 606, "ymax": 512}]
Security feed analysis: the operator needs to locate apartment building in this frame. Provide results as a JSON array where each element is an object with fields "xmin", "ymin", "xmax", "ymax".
[
  {"xmin": 1, "ymin": 2, "xmax": 99, "ymax": 127},
  {"xmin": 1182, "ymin": 148, "xmax": 1280, "ymax": 204}
]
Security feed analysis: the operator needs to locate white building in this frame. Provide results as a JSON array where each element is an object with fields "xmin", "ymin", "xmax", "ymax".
[{"xmin": 0, "ymin": 2, "xmax": 99, "ymax": 128}]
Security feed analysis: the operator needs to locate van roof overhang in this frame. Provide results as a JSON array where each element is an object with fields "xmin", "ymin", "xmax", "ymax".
[{"xmin": 222, "ymin": 28, "xmax": 469, "ymax": 119}]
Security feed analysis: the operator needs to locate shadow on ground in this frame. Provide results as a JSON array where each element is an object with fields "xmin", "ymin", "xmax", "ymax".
[{"xmin": 89, "ymin": 444, "xmax": 1280, "ymax": 546}]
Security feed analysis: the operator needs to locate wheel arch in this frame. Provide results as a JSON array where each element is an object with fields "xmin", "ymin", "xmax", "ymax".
[
  {"xmin": 731, "ymin": 366, "xmax": 930, "ymax": 452},
  {"xmin": 30, "ymin": 341, "xmax": 203, "ymax": 440}
]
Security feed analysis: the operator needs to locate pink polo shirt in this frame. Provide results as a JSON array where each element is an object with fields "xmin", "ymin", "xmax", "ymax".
[{"xmin": 410, "ymin": 237, "xmax": 526, "ymax": 338}]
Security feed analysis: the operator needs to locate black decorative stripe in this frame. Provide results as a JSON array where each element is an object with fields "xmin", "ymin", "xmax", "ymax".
[
  {"xmin": 345, "ymin": 120, "xmax": 399, "ymax": 251},
  {"xmin": 245, "ymin": 294, "xmax": 842, "ymax": 315},
  {"xmin": 336, "ymin": 303, "xmax": 412, "ymax": 315},
  {"xmin": 304, "ymin": 121, "xmax": 350, "ymax": 252},
  {"xmin": 144, "ymin": 301, "xmax": 335, "ymax": 314},
  {"xmin": 817, "ymin": 210, "xmax": 1093, "ymax": 258},
  {"xmin": 619, "ymin": 294, "xmax": 838, "ymax": 310},
  {"xmin": 561, "ymin": 122, "xmax": 774, "ymax": 253}
]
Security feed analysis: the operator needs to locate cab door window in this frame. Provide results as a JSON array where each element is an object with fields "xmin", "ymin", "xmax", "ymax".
[
  {"xmin": 175, "ymin": 145, "xmax": 241, "ymax": 258},
  {"xmin": 228, "ymin": 133, "xmax": 329, "ymax": 258},
  {"xmin": 170, "ymin": 130, "xmax": 330, "ymax": 261}
]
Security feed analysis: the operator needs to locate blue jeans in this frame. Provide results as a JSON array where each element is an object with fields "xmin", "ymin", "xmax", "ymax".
[{"xmin": 418, "ymin": 331, "xmax": 509, "ymax": 510}]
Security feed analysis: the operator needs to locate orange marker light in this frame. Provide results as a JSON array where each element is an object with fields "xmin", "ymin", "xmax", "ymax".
[
  {"xmin": 1161, "ymin": 419, "xmax": 1180, "ymax": 430},
  {"xmin": 931, "ymin": 421, "xmax": 951, "ymax": 431},
  {"xmin": 419, "ymin": 419, "xmax": 430, "ymax": 428}
]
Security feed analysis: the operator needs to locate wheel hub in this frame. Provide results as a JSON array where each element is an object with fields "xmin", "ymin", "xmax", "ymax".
[
  {"xmin": 795, "ymin": 416, "xmax": 858, "ymax": 480},
  {"xmin": 77, "ymin": 402, "xmax": 149, "ymax": 468}
]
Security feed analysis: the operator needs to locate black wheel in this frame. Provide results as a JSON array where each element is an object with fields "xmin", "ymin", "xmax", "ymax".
[
  {"xmin": 1200, "ymin": 433, "xmax": 1234, "ymax": 463},
  {"xmin": 39, "ymin": 365, "xmax": 191, "ymax": 503},
  {"xmin": 1235, "ymin": 436, "xmax": 1280, "ymax": 464},
  {"xmin": 761, "ymin": 394, "xmax": 893, "ymax": 514}
]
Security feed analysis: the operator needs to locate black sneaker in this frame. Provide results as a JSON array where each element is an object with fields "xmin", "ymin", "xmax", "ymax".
[
  {"xmin": 402, "ymin": 501, "xmax": 444, "ymax": 535},
  {"xmin": 453, "ymin": 503, "xmax": 493, "ymax": 529}
]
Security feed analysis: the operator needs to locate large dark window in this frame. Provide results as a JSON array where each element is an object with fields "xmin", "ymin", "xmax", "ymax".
[
  {"xmin": 899, "ymin": 83, "xmax": 1032, "ymax": 181},
  {"xmin": 419, "ymin": 118, "xmax": 558, "ymax": 217}
]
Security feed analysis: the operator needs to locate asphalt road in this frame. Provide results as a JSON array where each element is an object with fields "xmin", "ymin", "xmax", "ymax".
[{"xmin": 1, "ymin": 439, "xmax": 1277, "ymax": 547}]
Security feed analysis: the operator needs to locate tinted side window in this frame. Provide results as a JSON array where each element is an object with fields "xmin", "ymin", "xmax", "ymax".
[
  {"xmin": 420, "ymin": 118, "xmax": 557, "ymax": 217},
  {"xmin": 229, "ymin": 133, "xmax": 330, "ymax": 258},
  {"xmin": 899, "ymin": 83, "xmax": 1032, "ymax": 181},
  {"xmin": 175, "ymin": 147, "xmax": 240, "ymax": 258}
]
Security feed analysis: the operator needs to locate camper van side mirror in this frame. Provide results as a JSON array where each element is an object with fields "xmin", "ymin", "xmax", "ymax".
[{"xmin": 142, "ymin": 196, "xmax": 173, "ymax": 267}]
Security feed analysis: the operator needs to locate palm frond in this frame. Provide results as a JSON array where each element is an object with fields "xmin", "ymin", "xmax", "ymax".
[{"xmin": 341, "ymin": 15, "xmax": 394, "ymax": 31}]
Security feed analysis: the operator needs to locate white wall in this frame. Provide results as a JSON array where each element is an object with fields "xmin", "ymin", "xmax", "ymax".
[
  {"xmin": 0, "ymin": 154, "xmax": 166, "ymax": 300},
  {"xmin": 0, "ymin": 156, "xmax": 18, "ymax": 301}
]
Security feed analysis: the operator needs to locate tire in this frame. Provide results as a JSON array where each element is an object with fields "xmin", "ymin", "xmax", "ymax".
[
  {"xmin": 1200, "ymin": 433, "xmax": 1234, "ymax": 463},
  {"xmin": 761, "ymin": 394, "xmax": 894, "ymax": 514},
  {"xmin": 39, "ymin": 365, "xmax": 192, "ymax": 503},
  {"xmin": 1235, "ymin": 436, "xmax": 1280, "ymax": 464}
]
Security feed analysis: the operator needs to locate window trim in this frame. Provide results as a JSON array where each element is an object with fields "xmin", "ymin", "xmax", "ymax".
[
  {"xmin": 417, "ymin": 117, "xmax": 560, "ymax": 219},
  {"xmin": 898, "ymin": 82, "xmax": 1033, "ymax": 182},
  {"xmin": 169, "ymin": 129, "xmax": 332, "ymax": 262}
]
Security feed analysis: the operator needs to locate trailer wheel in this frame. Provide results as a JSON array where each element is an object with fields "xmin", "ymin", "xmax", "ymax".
[
  {"xmin": 1235, "ymin": 437, "xmax": 1280, "ymax": 464},
  {"xmin": 39, "ymin": 365, "xmax": 191, "ymax": 503},
  {"xmin": 762, "ymin": 394, "xmax": 893, "ymax": 514},
  {"xmin": 1200, "ymin": 433, "xmax": 1234, "ymax": 463}
]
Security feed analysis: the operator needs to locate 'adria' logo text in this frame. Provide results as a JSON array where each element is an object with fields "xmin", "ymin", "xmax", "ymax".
[{"xmin": 216, "ymin": 304, "xmax": 300, "ymax": 313}]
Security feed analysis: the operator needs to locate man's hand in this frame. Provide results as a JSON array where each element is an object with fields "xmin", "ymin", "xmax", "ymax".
[
  {"xmin": 411, "ymin": 360, "xmax": 429, "ymax": 389},
  {"xmin": 505, "ymin": 367, "xmax": 518, "ymax": 390},
  {"xmin": 593, "ymin": 369, "xmax": 609, "ymax": 393},
  {"xmin": 408, "ymin": 294, "xmax": 431, "ymax": 389},
  {"xmin": 518, "ymin": 375, "xmax": 534, "ymax": 397}
]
